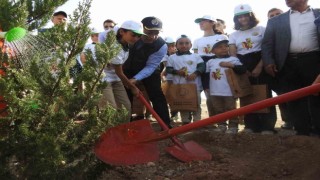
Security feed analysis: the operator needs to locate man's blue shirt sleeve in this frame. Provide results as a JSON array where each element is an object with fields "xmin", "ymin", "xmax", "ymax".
[{"xmin": 134, "ymin": 44, "xmax": 168, "ymax": 80}]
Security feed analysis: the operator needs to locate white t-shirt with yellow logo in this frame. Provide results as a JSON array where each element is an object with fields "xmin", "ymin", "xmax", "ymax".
[
  {"xmin": 167, "ymin": 53, "xmax": 204, "ymax": 91},
  {"xmin": 206, "ymin": 56, "xmax": 242, "ymax": 96},
  {"xmin": 229, "ymin": 26, "xmax": 265, "ymax": 55}
]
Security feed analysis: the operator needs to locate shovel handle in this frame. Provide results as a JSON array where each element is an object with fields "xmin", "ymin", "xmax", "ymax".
[
  {"xmin": 143, "ymin": 83, "xmax": 320, "ymax": 142},
  {"xmin": 138, "ymin": 93, "xmax": 169, "ymax": 130},
  {"xmin": 138, "ymin": 93, "xmax": 187, "ymax": 148}
]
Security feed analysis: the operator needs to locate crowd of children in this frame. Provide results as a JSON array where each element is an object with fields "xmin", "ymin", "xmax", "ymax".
[{"xmin": 76, "ymin": 2, "xmax": 320, "ymax": 136}]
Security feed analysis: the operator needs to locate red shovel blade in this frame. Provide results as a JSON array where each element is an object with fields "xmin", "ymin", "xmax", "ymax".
[
  {"xmin": 94, "ymin": 120, "xmax": 159, "ymax": 165},
  {"xmin": 166, "ymin": 140, "xmax": 212, "ymax": 162},
  {"xmin": 137, "ymin": 93, "xmax": 212, "ymax": 162}
]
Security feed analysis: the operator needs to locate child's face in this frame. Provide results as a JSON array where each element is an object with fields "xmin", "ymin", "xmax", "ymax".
[
  {"xmin": 51, "ymin": 15, "xmax": 67, "ymax": 26},
  {"xmin": 91, "ymin": 34, "xmax": 99, "ymax": 43},
  {"xmin": 176, "ymin": 38, "xmax": 192, "ymax": 52},
  {"xmin": 212, "ymin": 43, "xmax": 229, "ymax": 57},
  {"xmin": 237, "ymin": 14, "xmax": 250, "ymax": 27},
  {"xmin": 216, "ymin": 21, "xmax": 226, "ymax": 32},
  {"xmin": 199, "ymin": 20, "xmax": 214, "ymax": 31},
  {"xmin": 167, "ymin": 43, "xmax": 176, "ymax": 55},
  {"xmin": 121, "ymin": 30, "xmax": 141, "ymax": 45},
  {"xmin": 268, "ymin": 9, "xmax": 283, "ymax": 19}
]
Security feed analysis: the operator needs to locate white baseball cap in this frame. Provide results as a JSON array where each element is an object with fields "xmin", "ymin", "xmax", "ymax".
[
  {"xmin": 164, "ymin": 37, "xmax": 175, "ymax": 44},
  {"xmin": 120, "ymin": 20, "xmax": 145, "ymax": 35},
  {"xmin": 212, "ymin": 38, "xmax": 229, "ymax": 49},
  {"xmin": 234, "ymin": 4, "xmax": 253, "ymax": 16},
  {"xmin": 194, "ymin": 15, "xmax": 216, "ymax": 23},
  {"xmin": 90, "ymin": 28, "xmax": 99, "ymax": 35}
]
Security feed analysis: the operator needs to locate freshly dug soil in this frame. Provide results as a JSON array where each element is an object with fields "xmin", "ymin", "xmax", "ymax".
[{"xmin": 100, "ymin": 124, "xmax": 320, "ymax": 180}]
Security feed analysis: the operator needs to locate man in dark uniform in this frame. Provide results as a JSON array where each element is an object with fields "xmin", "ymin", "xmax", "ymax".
[{"xmin": 123, "ymin": 16, "xmax": 172, "ymax": 128}]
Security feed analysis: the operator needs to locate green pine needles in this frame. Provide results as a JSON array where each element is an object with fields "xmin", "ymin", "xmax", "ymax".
[{"xmin": 0, "ymin": 0, "xmax": 125, "ymax": 178}]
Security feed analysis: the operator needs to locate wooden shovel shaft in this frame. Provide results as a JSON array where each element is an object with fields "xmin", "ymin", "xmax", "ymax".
[{"xmin": 142, "ymin": 84, "xmax": 320, "ymax": 142}]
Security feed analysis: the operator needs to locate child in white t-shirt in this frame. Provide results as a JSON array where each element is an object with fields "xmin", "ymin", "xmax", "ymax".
[
  {"xmin": 82, "ymin": 21, "xmax": 143, "ymax": 122},
  {"xmin": 160, "ymin": 37, "xmax": 176, "ymax": 81},
  {"xmin": 206, "ymin": 39, "xmax": 246, "ymax": 133},
  {"xmin": 166, "ymin": 35, "xmax": 205, "ymax": 124},
  {"xmin": 193, "ymin": 15, "xmax": 229, "ymax": 121}
]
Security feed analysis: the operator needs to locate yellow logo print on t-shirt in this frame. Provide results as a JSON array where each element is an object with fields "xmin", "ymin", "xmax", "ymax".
[
  {"xmin": 186, "ymin": 60, "xmax": 193, "ymax": 65},
  {"xmin": 242, "ymin": 38, "xmax": 253, "ymax": 50},
  {"xmin": 212, "ymin": 68, "xmax": 223, "ymax": 80},
  {"xmin": 203, "ymin": 44, "xmax": 213, "ymax": 54}
]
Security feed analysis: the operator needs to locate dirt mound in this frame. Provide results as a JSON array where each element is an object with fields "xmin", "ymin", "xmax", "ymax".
[{"xmin": 100, "ymin": 128, "xmax": 320, "ymax": 180}]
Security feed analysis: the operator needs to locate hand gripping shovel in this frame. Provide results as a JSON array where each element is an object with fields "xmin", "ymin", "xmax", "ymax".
[
  {"xmin": 94, "ymin": 84, "xmax": 320, "ymax": 165},
  {"xmin": 137, "ymin": 93, "xmax": 212, "ymax": 162}
]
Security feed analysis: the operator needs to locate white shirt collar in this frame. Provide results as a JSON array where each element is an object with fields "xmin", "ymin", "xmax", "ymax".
[{"xmin": 290, "ymin": 6, "xmax": 312, "ymax": 14}]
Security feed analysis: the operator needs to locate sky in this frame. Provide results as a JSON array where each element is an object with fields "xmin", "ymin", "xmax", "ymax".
[{"xmin": 55, "ymin": 0, "xmax": 319, "ymax": 42}]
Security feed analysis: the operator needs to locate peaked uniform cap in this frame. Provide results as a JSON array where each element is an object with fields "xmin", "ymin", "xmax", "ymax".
[{"xmin": 141, "ymin": 16, "xmax": 163, "ymax": 31}]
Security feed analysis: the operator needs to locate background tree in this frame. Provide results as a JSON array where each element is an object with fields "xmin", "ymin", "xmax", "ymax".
[{"xmin": 0, "ymin": 0, "xmax": 123, "ymax": 178}]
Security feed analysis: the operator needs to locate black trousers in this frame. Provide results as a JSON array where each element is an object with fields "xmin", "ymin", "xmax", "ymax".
[
  {"xmin": 279, "ymin": 51, "xmax": 320, "ymax": 135},
  {"xmin": 238, "ymin": 52, "xmax": 277, "ymax": 132},
  {"xmin": 268, "ymin": 72, "xmax": 291, "ymax": 126},
  {"xmin": 125, "ymin": 70, "xmax": 171, "ymax": 127}
]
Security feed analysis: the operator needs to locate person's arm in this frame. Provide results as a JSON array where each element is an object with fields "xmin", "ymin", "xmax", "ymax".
[
  {"xmin": 133, "ymin": 44, "xmax": 168, "ymax": 81},
  {"xmin": 262, "ymin": 19, "xmax": 277, "ymax": 77},
  {"xmin": 228, "ymin": 33, "xmax": 237, "ymax": 57},
  {"xmin": 251, "ymin": 60, "xmax": 263, "ymax": 77},
  {"xmin": 160, "ymin": 56, "xmax": 168, "ymax": 80},
  {"xmin": 220, "ymin": 57, "xmax": 247, "ymax": 74},
  {"xmin": 186, "ymin": 62, "xmax": 205, "ymax": 81},
  {"xmin": 203, "ymin": 61, "xmax": 211, "ymax": 91},
  {"xmin": 80, "ymin": 44, "xmax": 89, "ymax": 64},
  {"xmin": 112, "ymin": 49, "xmax": 140, "ymax": 96},
  {"xmin": 193, "ymin": 39, "xmax": 199, "ymax": 54},
  {"xmin": 229, "ymin": 44, "xmax": 237, "ymax": 57},
  {"xmin": 80, "ymin": 52, "xmax": 86, "ymax": 64},
  {"xmin": 114, "ymin": 64, "xmax": 140, "ymax": 96}
]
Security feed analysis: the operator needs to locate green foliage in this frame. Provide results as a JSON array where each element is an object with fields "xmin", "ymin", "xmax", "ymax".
[
  {"xmin": 0, "ymin": 0, "xmax": 124, "ymax": 178},
  {"xmin": 0, "ymin": 0, "xmax": 28, "ymax": 31}
]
